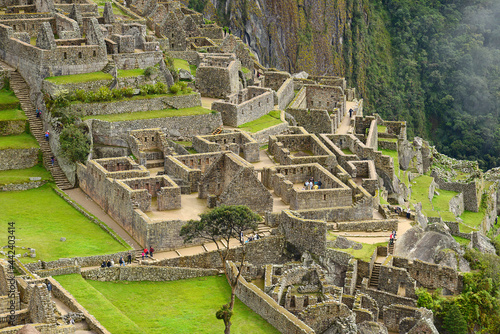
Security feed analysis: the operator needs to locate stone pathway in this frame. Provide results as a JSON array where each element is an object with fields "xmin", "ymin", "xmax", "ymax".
[{"xmin": 336, "ymin": 100, "xmax": 358, "ymax": 135}]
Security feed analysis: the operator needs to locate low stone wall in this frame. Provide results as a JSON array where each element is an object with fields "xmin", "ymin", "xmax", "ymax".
[
  {"xmin": 443, "ymin": 220, "xmax": 471, "ymax": 239},
  {"xmin": 49, "ymin": 277, "xmax": 110, "ymax": 334},
  {"xmin": 112, "ymin": 51, "xmax": 163, "ymax": 70},
  {"xmin": 24, "ymin": 251, "xmax": 131, "ymax": 272},
  {"xmin": 36, "ymin": 265, "xmax": 81, "ymax": 278},
  {"xmin": 42, "ymin": 79, "xmax": 113, "ymax": 98},
  {"xmin": 70, "ymin": 93, "xmax": 201, "ymax": 117},
  {"xmin": 0, "ymin": 147, "xmax": 38, "ymax": 170},
  {"xmin": 360, "ymin": 287, "xmax": 416, "ymax": 316},
  {"xmin": 154, "ymin": 236, "xmax": 288, "ymax": 269},
  {"xmin": 0, "ymin": 180, "xmax": 47, "ymax": 192},
  {"xmin": 276, "ymin": 78, "xmax": 295, "ymax": 110},
  {"xmin": 431, "ymin": 171, "xmax": 481, "ymax": 212},
  {"xmin": 0, "ymin": 323, "xmax": 74, "ymax": 334},
  {"xmin": 335, "ymin": 219, "xmax": 398, "ymax": 232},
  {"xmin": 81, "ymin": 266, "xmax": 218, "ymax": 281},
  {"xmin": 251, "ymin": 122, "xmax": 289, "ymax": 144},
  {"xmin": 227, "ymin": 262, "xmax": 314, "ymax": 334},
  {"xmin": 322, "ymin": 248, "xmax": 353, "ymax": 266},
  {"xmin": 0, "ymin": 119, "xmax": 25, "ymax": 136},
  {"xmin": 89, "ymin": 112, "xmax": 222, "ymax": 147},
  {"xmin": 168, "ymin": 51, "xmax": 201, "ymax": 66},
  {"xmin": 378, "ymin": 140, "xmax": 397, "ymax": 151}
]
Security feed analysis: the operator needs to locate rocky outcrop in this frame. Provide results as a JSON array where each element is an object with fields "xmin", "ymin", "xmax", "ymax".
[{"xmin": 395, "ymin": 223, "xmax": 470, "ymax": 272}]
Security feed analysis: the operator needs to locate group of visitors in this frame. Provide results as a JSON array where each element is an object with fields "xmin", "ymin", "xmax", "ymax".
[
  {"xmin": 303, "ymin": 177, "xmax": 322, "ymax": 190},
  {"xmin": 101, "ymin": 259, "xmax": 115, "ymax": 268},
  {"xmin": 394, "ymin": 206, "xmax": 411, "ymax": 219},
  {"xmin": 245, "ymin": 233, "xmax": 260, "ymax": 243},
  {"xmin": 142, "ymin": 246, "xmax": 154, "ymax": 260},
  {"xmin": 389, "ymin": 230, "xmax": 397, "ymax": 245}
]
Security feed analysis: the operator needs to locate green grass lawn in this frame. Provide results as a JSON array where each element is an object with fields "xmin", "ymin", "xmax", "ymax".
[
  {"xmin": 341, "ymin": 148, "xmax": 354, "ymax": 155},
  {"xmin": 377, "ymin": 125, "xmax": 387, "ymax": 133},
  {"xmin": 73, "ymin": 91, "xmax": 195, "ymax": 105},
  {"xmin": 0, "ymin": 89, "xmax": 20, "ymax": 109},
  {"xmin": 173, "ymin": 59, "xmax": 197, "ymax": 76},
  {"xmin": 56, "ymin": 274, "xmax": 279, "ymax": 334},
  {"xmin": 459, "ymin": 223, "xmax": 477, "ymax": 233},
  {"xmin": 408, "ymin": 175, "xmax": 434, "ymax": 213},
  {"xmin": 460, "ymin": 210, "xmax": 485, "ymax": 229},
  {"xmin": 45, "ymin": 72, "xmax": 113, "ymax": 85},
  {"xmin": 0, "ymin": 164, "xmax": 52, "ymax": 185},
  {"xmin": 453, "ymin": 235, "xmax": 471, "ymax": 247},
  {"xmin": 378, "ymin": 138, "xmax": 397, "ymax": 142},
  {"xmin": 117, "ymin": 69, "xmax": 145, "ymax": 78},
  {"xmin": 0, "ymin": 184, "xmax": 130, "ymax": 262},
  {"xmin": 0, "ymin": 108, "xmax": 25, "ymax": 121},
  {"xmin": 380, "ymin": 149, "xmax": 400, "ymax": 176},
  {"xmin": 241, "ymin": 67, "xmax": 250, "ymax": 74},
  {"xmin": 173, "ymin": 141, "xmax": 192, "ymax": 146},
  {"xmin": 83, "ymin": 106, "xmax": 212, "ymax": 122},
  {"xmin": 0, "ymin": 133, "xmax": 39, "ymax": 149},
  {"xmin": 327, "ymin": 235, "xmax": 387, "ymax": 262},
  {"xmin": 237, "ymin": 110, "xmax": 282, "ymax": 133},
  {"xmin": 432, "ymin": 189, "xmax": 459, "ymax": 212}
]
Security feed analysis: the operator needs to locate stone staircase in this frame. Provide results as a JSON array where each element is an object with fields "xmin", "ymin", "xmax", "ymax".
[
  {"xmin": 369, "ymin": 262, "xmax": 381, "ymax": 289},
  {"xmin": 9, "ymin": 71, "xmax": 73, "ymax": 190},
  {"xmin": 387, "ymin": 241, "xmax": 395, "ymax": 255}
]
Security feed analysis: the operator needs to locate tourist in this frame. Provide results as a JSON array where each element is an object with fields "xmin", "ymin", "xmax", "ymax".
[
  {"xmin": 101, "ymin": 260, "xmax": 106, "ymax": 268},
  {"xmin": 406, "ymin": 210, "xmax": 411, "ymax": 219},
  {"xmin": 144, "ymin": 248, "xmax": 149, "ymax": 258},
  {"xmin": 36, "ymin": 109, "xmax": 41, "ymax": 118},
  {"xmin": 149, "ymin": 246, "xmax": 154, "ymax": 258},
  {"xmin": 119, "ymin": 256, "xmax": 124, "ymax": 266},
  {"xmin": 349, "ymin": 108, "xmax": 353, "ymax": 118},
  {"xmin": 389, "ymin": 233, "xmax": 394, "ymax": 245},
  {"xmin": 304, "ymin": 180, "xmax": 310, "ymax": 190},
  {"xmin": 46, "ymin": 282, "xmax": 52, "ymax": 295},
  {"xmin": 313, "ymin": 183, "xmax": 319, "ymax": 190},
  {"xmin": 127, "ymin": 252, "xmax": 132, "ymax": 264},
  {"xmin": 106, "ymin": 260, "xmax": 112, "ymax": 267},
  {"xmin": 110, "ymin": 259, "xmax": 114, "ymax": 267},
  {"xmin": 392, "ymin": 230, "xmax": 397, "ymax": 240},
  {"xmin": 141, "ymin": 251, "xmax": 145, "ymax": 260},
  {"xmin": 51, "ymin": 156, "xmax": 55, "ymax": 167},
  {"xmin": 155, "ymin": 45, "xmax": 160, "ymax": 52},
  {"xmin": 496, "ymin": 217, "xmax": 498, "ymax": 225},
  {"xmin": 45, "ymin": 131, "xmax": 49, "ymax": 141},
  {"xmin": 317, "ymin": 180, "xmax": 322, "ymax": 189},
  {"xmin": 255, "ymin": 233, "xmax": 260, "ymax": 240}
]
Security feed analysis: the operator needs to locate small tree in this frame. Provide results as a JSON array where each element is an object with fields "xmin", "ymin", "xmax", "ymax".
[
  {"xmin": 442, "ymin": 303, "xmax": 467, "ymax": 334},
  {"xmin": 180, "ymin": 205, "xmax": 261, "ymax": 334},
  {"xmin": 59, "ymin": 124, "xmax": 90, "ymax": 163}
]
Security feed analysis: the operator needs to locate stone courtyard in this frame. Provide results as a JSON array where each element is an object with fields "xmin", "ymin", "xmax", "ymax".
[{"xmin": 0, "ymin": 0, "xmax": 498, "ymax": 333}]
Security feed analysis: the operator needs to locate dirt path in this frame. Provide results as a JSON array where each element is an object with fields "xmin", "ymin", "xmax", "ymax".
[
  {"xmin": 336, "ymin": 101, "xmax": 358, "ymax": 135},
  {"xmin": 64, "ymin": 189, "xmax": 141, "ymax": 250}
]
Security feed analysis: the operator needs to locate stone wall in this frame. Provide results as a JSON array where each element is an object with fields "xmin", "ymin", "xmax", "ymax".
[
  {"xmin": 42, "ymin": 78, "xmax": 113, "ymax": 99},
  {"xmin": 360, "ymin": 287, "xmax": 417, "ymax": 316},
  {"xmin": 0, "ymin": 119, "xmax": 25, "ymax": 136},
  {"xmin": 155, "ymin": 236, "xmax": 288, "ymax": 269},
  {"xmin": 70, "ymin": 93, "xmax": 201, "ymax": 117},
  {"xmin": 251, "ymin": 122, "xmax": 288, "ymax": 144},
  {"xmin": 24, "ymin": 251, "xmax": 131, "ymax": 272},
  {"xmin": 227, "ymin": 262, "xmax": 314, "ymax": 334},
  {"xmin": 268, "ymin": 133, "xmax": 335, "ymax": 166},
  {"xmin": 81, "ymin": 266, "xmax": 217, "ymax": 281},
  {"xmin": 278, "ymin": 210, "xmax": 327, "ymax": 255},
  {"xmin": 112, "ymin": 50, "xmax": 163, "ymax": 69},
  {"xmin": 35, "ymin": 265, "xmax": 81, "ymax": 278},
  {"xmin": 0, "ymin": 180, "xmax": 47, "ymax": 191},
  {"xmin": 335, "ymin": 219, "xmax": 398, "ymax": 232},
  {"xmin": 392, "ymin": 257, "xmax": 463, "ymax": 294},
  {"xmin": 377, "ymin": 265, "xmax": 416, "ymax": 299},
  {"xmin": 88, "ymin": 112, "xmax": 222, "ymax": 147},
  {"xmin": 193, "ymin": 132, "xmax": 259, "ymax": 162},
  {"xmin": 213, "ymin": 86, "xmax": 274, "ymax": 127},
  {"xmin": 431, "ymin": 171, "xmax": 481, "ymax": 212},
  {"xmin": 0, "ymin": 148, "xmax": 38, "ymax": 170},
  {"xmin": 167, "ymin": 50, "xmax": 200, "ymax": 66},
  {"xmin": 195, "ymin": 54, "xmax": 240, "ymax": 98}
]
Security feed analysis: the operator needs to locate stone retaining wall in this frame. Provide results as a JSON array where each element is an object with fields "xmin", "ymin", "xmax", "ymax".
[
  {"xmin": 227, "ymin": 262, "xmax": 314, "ymax": 334},
  {"xmin": 251, "ymin": 122, "xmax": 289, "ymax": 144},
  {"xmin": 112, "ymin": 51, "xmax": 163, "ymax": 70},
  {"xmin": 71, "ymin": 93, "xmax": 201, "ymax": 117},
  {"xmin": 42, "ymin": 79, "xmax": 113, "ymax": 98},
  {"xmin": 335, "ymin": 219, "xmax": 398, "ymax": 232},
  {"xmin": 0, "ymin": 147, "xmax": 38, "ymax": 170},
  {"xmin": 81, "ymin": 266, "xmax": 218, "ymax": 281},
  {"xmin": 0, "ymin": 180, "xmax": 47, "ymax": 192},
  {"xmin": 278, "ymin": 210, "xmax": 327, "ymax": 255},
  {"xmin": 36, "ymin": 265, "xmax": 81, "ymax": 278},
  {"xmin": 24, "ymin": 251, "xmax": 131, "ymax": 272},
  {"xmin": 0, "ymin": 119, "xmax": 25, "ymax": 136}
]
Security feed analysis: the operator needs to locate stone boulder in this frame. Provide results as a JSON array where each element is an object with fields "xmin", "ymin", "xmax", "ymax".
[
  {"xmin": 395, "ymin": 224, "xmax": 470, "ymax": 271},
  {"xmin": 178, "ymin": 68, "xmax": 194, "ymax": 81},
  {"xmin": 357, "ymin": 321, "xmax": 388, "ymax": 334},
  {"xmin": 332, "ymin": 236, "xmax": 362, "ymax": 250},
  {"xmin": 470, "ymin": 232, "xmax": 496, "ymax": 254},
  {"xmin": 292, "ymin": 71, "xmax": 309, "ymax": 79}
]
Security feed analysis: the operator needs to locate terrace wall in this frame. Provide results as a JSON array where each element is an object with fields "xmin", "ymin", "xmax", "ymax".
[{"xmin": 0, "ymin": 147, "xmax": 38, "ymax": 170}]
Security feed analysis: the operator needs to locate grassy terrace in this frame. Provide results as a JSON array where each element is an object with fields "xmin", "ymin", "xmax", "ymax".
[
  {"xmin": 378, "ymin": 138, "xmax": 397, "ymax": 142},
  {"xmin": 0, "ymin": 89, "xmax": 20, "ymax": 108},
  {"xmin": 45, "ymin": 72, "xmax": 113, "ymax": 85},
  {"xmin": 377, "ymin": 125, "xmax": 387, "ymax": 133},
  {"xmin": 0, "ymin": 184, "xmax": 130, "ymax": 262},
  {"xmin": 83, "ymin": 106, "xmax": 212, "ymax": 122},
  {"xmin": 0, "ymin": 133, "xmax": 39, "ymax": 149},
  {"xmin": 75, "ymin": 91, "xmax": 195, "ymax": 105},
  {"xmin": 0, "ymin": 108, "xmax": 25, "ymax": 121},
  {"xmin": 0, "ymin": 164, "xmax": 52, "ymax": 185},
  {"xmin": 327, "ymin": 235, "xmax": 387, "ymax": 262},
  {"xmin": 237, "ymin": 110, "xmax": 282, "ymax": 133},
  {"xmin": 56, "ymin": 274, "xmax": 279, "ymax": 334},
  {"xmin": 380, "ymin": 148, "xmax": 400, "ymax": 176},
  {"xmin": 173, "ymin": 58, "xmax": 197, "ymax": 76},
  {"xmin": 341, "ymin": 148, "xmax": 354, "ymax": 155},
  {"xmin": 117, "ymin": 68, "xmax": 145, "ymax": 78}
]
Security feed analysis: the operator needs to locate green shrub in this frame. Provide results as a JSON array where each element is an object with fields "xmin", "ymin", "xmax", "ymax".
[
  {"xmin": 74, "ymin": 89, "xmax": 87, "ymax": 102},
  {"xmin": 59, "ymin": 124, "xmax": 91, "ymax": 163},
  {"xmin": 169, "ymin": 83, "xmax": 180, "ymax": 94},
  {"xmin": 178, "ymin": 81, "xmax": 187, "ymax": 90},
  {"xmin": 185, "ymin": 87, "xmax": 192, "ymax": 93},
  {"xmin": 153, "ymin": 82, "xmax": 168, "ymax": 94},
  {"xmin": 111, "ymin": 88, "xmax": 123, "ymax": 99},
  {"xmin": 122, "ymin": 87, "xmax": 134, "ymax": 98},
  {"xmin": 95, "ymin": 86, "xmax": 113, "ymax": 101},
  {"xmin": 3, "ymin": 76, "xmax": 10, "ymax": 91}
]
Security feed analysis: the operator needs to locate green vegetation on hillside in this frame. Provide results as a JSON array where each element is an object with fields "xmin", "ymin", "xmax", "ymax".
[
  {"xmin": 173, "ymin": 58, "xmax": 197, "ymax": 76},
  {"xmin": 0, "ymin": 88, "xmax": 20, "ymax": 109},
  {"xmin": 0, "ymin": 184, "xmax": 129, "ymax": 262},
  {"xmin": 0, "ymin": 108, "xmax": 25, "ymax": 121},
  {"xmin": 45, "ymin": 72, "xmax": 113, "ymax": 85},
  {"xmin": 56, "ymin": 274, "xmax": 279, "ymax": 334},
  {"xmin": 237, "ymin": 110, "xmax": 282, "ymax": 132},
  {"xmin": 117, "ymin": 69, "xmax": 145, "ymax": 78},
  {"xmin": 82, "ymin": 106, "xmax": 212, "ymax": 122}
]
